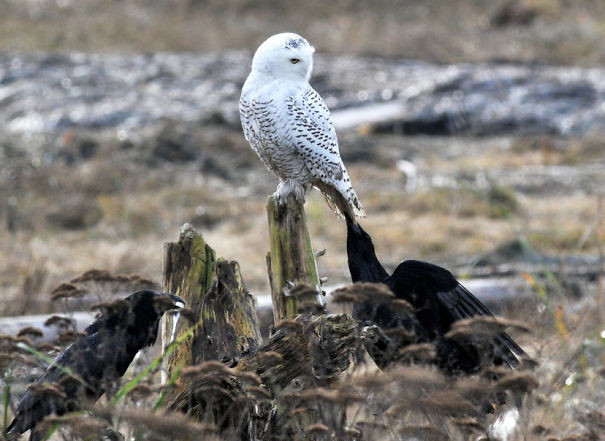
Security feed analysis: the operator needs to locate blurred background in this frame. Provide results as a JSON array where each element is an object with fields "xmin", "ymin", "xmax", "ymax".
[
  {"xmin": 0, "ymin": 0, "xmax": 602, "ymax": 314},
  {"xmin": 0, "ymin": 1, "xmax": 603, "ymax": 438}
]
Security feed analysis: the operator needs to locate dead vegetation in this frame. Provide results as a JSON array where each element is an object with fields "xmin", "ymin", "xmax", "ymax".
[
  {"xmin": 1, "ymin": 276, "xmax": 601, "ymax": 440},
  {"xmin": 0, "ymin": 2, "xmax": 602, "ymax": 438},
  {"xmin": 0, "ymin": 128, "xmax": 601, "ymax": 316},
  {"xmin": 2, "ymin": 0, "xmax": 605, "ymax": 66}
]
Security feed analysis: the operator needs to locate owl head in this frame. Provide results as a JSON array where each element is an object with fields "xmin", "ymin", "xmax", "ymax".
[{"xmin": 251, "ymin": 33, "xmax": 315, "ymax": 81}]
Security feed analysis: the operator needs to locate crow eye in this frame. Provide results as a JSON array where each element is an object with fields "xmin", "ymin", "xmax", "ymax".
[{"xmin": 290, "ymin": 58, "xmax": 300, "ymax": 64}]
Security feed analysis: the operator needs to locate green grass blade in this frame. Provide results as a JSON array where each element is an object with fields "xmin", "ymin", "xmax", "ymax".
[
  {"xmin": 15, "ymin": 343, "xmax": 91, "ymax": 390},
  {"xmin": 153, "ymin": 363, "xmax": 183, "ymax": 411},
  {"xmin": 110, "ymin": 321, "xmax": 198, "ymax": 406},
  {"xmin": 2, "ymin": 375, "xmax": 10, "ymax": 437},
  {"xmin": 41, "ymin": 422, "xmax": 60, "ymax": 441}
]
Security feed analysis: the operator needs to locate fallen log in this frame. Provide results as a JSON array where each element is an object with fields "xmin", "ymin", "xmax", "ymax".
[{"xmin": 0, "ymin": 277, "xmax": 535, "ymax": 343}]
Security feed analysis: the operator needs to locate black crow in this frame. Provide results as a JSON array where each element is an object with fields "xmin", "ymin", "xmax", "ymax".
[
  {"xmin": 7, "ymin": 290, "xmax": 184, "ymax": 441},
  {"xmin": 346, "ymin": 219, "xmax": 526, "ymax": 373}
]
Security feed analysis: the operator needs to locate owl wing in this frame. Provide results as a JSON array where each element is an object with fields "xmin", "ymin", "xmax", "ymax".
[
  {"xmin": 285, "ymin": 87, "xmax": 344, "ymax": 183},
  {"xmin": 239, "ymin": 97, "xmax": 276, "ymax": 171}
]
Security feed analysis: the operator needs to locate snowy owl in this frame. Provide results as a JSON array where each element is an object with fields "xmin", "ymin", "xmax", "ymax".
[{"xmin": 240, "ymin": 33, "xmax": 365, "ymax": 220}]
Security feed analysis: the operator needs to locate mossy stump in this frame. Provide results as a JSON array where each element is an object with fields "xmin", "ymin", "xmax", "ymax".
[
  {"xmin": 161, "ymin": 223, "xmax": 261, "ymax": 384},
  {"xmin": 266, "ymin": 194, "xmax": 324, "ymax": 322}
]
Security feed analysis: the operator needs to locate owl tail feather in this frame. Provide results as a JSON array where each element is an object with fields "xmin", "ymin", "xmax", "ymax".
[{"xmin": 316, "ymin": 182, "xmax": 365, "ymax": 221}]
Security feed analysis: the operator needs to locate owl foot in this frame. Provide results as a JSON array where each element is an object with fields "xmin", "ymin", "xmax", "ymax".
[{"xmin": 275, "ymin": 179, "xmax": 307, "ymax": 205}]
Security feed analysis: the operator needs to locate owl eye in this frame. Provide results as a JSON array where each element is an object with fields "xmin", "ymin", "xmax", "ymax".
[{"xmin": 290, "ymin": 58, "xmax": 300, "ymax": 64}]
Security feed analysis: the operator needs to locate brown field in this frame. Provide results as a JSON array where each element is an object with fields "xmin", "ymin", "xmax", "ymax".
[
  {"xmin": 2, "ymin": 0, "xmax": 605, "ymax": 66},
  {"xmin": 0, "ymin": 1, "xmax": 603, "ymax": 440}
]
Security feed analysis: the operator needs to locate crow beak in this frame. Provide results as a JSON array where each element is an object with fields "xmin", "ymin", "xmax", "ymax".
[
  {"xmin": 155, "ymin": 292, "xmax": 185, "ymax": 310},
  {"xmin": 166, "ymin": 293, "xmax": 185, "ymax": 308}
]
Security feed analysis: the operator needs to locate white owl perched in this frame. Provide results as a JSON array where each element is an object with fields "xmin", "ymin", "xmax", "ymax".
[{"xmin": 240, "ymin": 33, "xmax": 365, "ymax": 220}]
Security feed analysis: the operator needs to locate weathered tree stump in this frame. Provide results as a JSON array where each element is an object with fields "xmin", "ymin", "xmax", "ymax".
[
  {"xmin": 161, "ymin": 224, "xmax": 261, "ymax": 384},
  {"xmin": 266, "ymin": 195, "xmax": 324, "ymax": 322},
  {"xmin": 196, "ymin": 260, "xmax": 261, "ymax": 362}
]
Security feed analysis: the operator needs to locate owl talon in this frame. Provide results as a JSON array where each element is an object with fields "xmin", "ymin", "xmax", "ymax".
[{"xmin": 275, "ymin": 179, "xmax": 307, "ymax": 205}]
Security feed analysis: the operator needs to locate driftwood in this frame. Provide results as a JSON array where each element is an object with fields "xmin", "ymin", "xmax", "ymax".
[
  {"xmin": 266, "ymin": 194, "xmax": 323, "ymax": 322},
  {"xmin": 0, "ymin": 277, "xmax": 534, "ymax": 342},
  {"xmin": 0, "ymin": 312, "xmax": 93, "ymax": 344}
]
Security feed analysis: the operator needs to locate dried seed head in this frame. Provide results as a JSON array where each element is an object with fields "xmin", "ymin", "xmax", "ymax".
[
  {"xmin": 290, "ymin": 284, "xmax": 320, "ymax": 300},
  {"xmin": 417, "ymin": 391, "xmax": 478, "ymax": 417},
  {"xmin": 44, "ymin": 315, "xmax": 76, "ymax": 329},
  {"xmin": 388, "ymin": 366, "xmax": 447, "ymax": 391},
  {"xmin": 391, "ymin": 299, "xmax": 415, "ymax": 314},
  {"xmin": 274, "ymin": 319, "xmax": 304, "ymax": 333},
  {"xmin": 50, "ymin": 283, "xmax": 87, "ymax": 301},
  {"xmin": 55, "ymin": 330, "xmax": 87, "ymax": 345},
  {"xmin": 17, "ymin": 327, "xmax": 44, "ymax": 339},
  {"xmin": 71, "ymin": 269, "xmax": 116, "ymax": 283},
  {"xmin": 446, "ymin": 316, "xmax": 530, "ymax": 340},
  {"xmin": 36, "ymin": 343, "xmax": 61, "ymax": 352},
  {"xmin": 332, "ymin": 283, "xmax": 394, "ymax": 304},
  {"xmin": 384, "ymin": 327, "xmax": 417, "ymax": 341},
  {"xmin": 295, "ymin": 387, "xmax": 362, "ymax": 404},
  {"xmin": 126, "ymin": 274, "xmax": 157, "ymax": 289},
  {"xmin": 397, "ymin": 343, "xmax": 436, "ymax": 364},
  {"xmin": 28, "ymin": 383, "xmax": 67, "ymax": 399},
  {"xmin": 235, "ymin": 370, "xmax": 262, "ymax": 386},
  {"xmin": 195, "ymin": 361, "xmax": 235, "ymax": 377},
  {"xmin": 254, "ymin": 351, "xmax": 283, "ymax": 365},
  {"xmin": 352, "ymin": 371, "xmax": 392, "ymax": 389},
  {"xmin": 91, "ymin": 299, "xmax": 130, "ymax": 315},
  {"xmin": 299, "ymin": 301, "xmax": 325, "ymax": 315},
  {"xmin": 289, "ymin": 407, "xmax": 309, "ymax": 417},
  {"xmin": 453, "ymin": 418, "xmax": 484, "ymax": 433},
  {"xmin": 305, "ymin": 423, "xmax": 330, "ymax": 435},
  {"xmin": 244, "ymin": 385, "xmax": 272, "ymax": 400},
  {"xmin": 127, "ymin": 384, "xmax": 154, "ymax": 400},
  {"xmin": 99, "ymin": 407, "xmax": 217, "ymax": 441},
  {"xmin": 494, "ymin": 372, "xmax": 539, "ymax": 395},
  {"xmin": 398, "ymin": 425, "xmax": 449, "ymax": 441}
]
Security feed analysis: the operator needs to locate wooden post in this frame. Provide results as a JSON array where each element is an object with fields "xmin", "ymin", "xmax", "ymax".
[
  {"xmin": 161, "ymin": 224, "xmax": 261, "ymax": 383},
  {"xmin": 266, "ymin": 194, "xmax": 323, "ymax": 322}
]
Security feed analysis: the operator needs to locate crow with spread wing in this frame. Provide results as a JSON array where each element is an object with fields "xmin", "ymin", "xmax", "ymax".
[
  {"xmin": 346, "ymin": 219, "xmax": 526, "ymax": 373},
  {"xmin": 7, "ymin": 290, "xmax": 184, "ymax": 441}
]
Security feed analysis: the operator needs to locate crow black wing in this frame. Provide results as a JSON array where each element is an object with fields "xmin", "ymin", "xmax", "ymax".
[
  {"xmin": 390, "ymin": 260, "xmax": 525, "ymax": 367},
  {"xmin": 8, "ymin": 331, "xmax": 130, "ymax": 437},
  {"xmin": 436, "ymin": 283, "xmax": 526, "ymax": 367},
  {"xmin": 435, "ymin": 283, "xmax": 495, "ymax": 319}
]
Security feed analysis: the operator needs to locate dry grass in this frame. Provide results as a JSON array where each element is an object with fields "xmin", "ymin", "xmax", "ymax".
[
  {"xmin": 1, "ymin": 129, "xmax": 601, "ymax": 316},
  {"xmin": 2, "ymin": 0, "xmax": 605, "ymax": 65},
  {"xmin": 0, "ymin": 3, "xmax": 602, "ymax": 436},
  {"xmin": 3, "ymin": 281, "xmax": 602, "ymax": 440}
]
